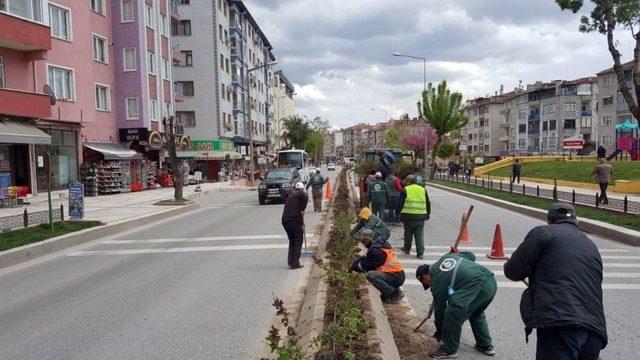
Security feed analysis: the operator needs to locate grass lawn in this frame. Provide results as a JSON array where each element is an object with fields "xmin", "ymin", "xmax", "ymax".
[
  {"xmin": 429, "ymin": 179, "xmax": 640, "ymax": 232},
  {"xmin": 0, "ymin": 221, "xmax": 102, "ymax": 252},
  {"xmin": 486, "ymin": 160, "xmax": 640, "ymax": 183}
]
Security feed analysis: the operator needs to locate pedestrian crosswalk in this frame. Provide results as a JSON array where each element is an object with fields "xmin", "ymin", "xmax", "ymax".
[{"xmin": 396, "ymin": 247, "xmax": 640, "ymax": 291}]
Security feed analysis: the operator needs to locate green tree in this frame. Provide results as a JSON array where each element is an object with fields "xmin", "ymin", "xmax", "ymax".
[
  {"xmin": 436, "ymin": 142, "xmax": 456, "ymax": 159},
  {"xmin": 309, "ymin": 116, "xmax": 331, "ymax": 135},
  {"xmin": 557, "ymin": 0, "xmax": 640, "ymax": 121},
  {"xmin": 281, "ymin": 115, "xmax": 311, "ymax": 149},
  {"xmin": 382, "ymin": 125, "xmax": 408, "ymax": 150},
  {"xmin": 417, "ymin": 80, "xmax": 469, "ymax": 178},
  {"xmin": 303, "ymin": 131, "xmax": 325, "ymax": 164}
]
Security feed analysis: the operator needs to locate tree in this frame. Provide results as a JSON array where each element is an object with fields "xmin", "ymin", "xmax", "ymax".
[
  {"xmin": 309, "ymin": 116, "xmax": 331, "ymax": 135},
  {"xmin": 303, "ymin": 131, "xmax": 325, "ymax": 164},
  {"xmin": 401, "ymin": 125, "xmax": 437, "ymax": 165},
  {"xmin": 281, "ymin": 115, "xmax": 311, "ymax": 149},
  {"xmin": 417, "ymin": 80, "xmax": 469, "ymax": 178},
  {"xmin": 436, "ymin": 142, "xmax": 456, "ymax": 159},
  {"xmin": 167, "ymin": 116, "xmax": 184, "ymax": 202},
  {"xmin": 557, "ymin": 0, "xmax": 640, "ymax": 121},
  {"xmin": 383, "ymin": 125, "xmax": 408, "ymax": 150}
]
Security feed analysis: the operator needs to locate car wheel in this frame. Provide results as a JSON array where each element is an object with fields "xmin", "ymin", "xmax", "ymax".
[{"xmin": 259, "ymin": 196, "xmax": 266, "ymax": 205}]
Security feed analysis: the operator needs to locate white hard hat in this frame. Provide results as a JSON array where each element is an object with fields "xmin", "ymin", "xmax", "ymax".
[
  {"xmin": 295, "ymin": 182, "xmax": 305, "ymax": 189},
  {"xmin": 375, "ymin": 172, "xmax": 382, "ymax": 178}
]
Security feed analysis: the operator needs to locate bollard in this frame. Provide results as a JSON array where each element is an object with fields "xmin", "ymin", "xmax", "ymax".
[
  {"xmin": 500, "ymin": 180, "xmax": 503, "ymax": 191},
  {"xmin": 60, "ymin": 204, "xmax": 64, "ymax": 221},
  {"xmin": 536, "ymin": 185, "xmax": 540, "ymax": 197},
  {"xmin": 624, "ymin": 196, "xmax": 628, "ymax": 213},
  {"xmin": 509, "ymin": 182, "xmax": 513, "ymax": 193},
  {"xmin": 482, "ymin": 178, "xmax": 485, "ymax": 187},
  {"xmin": 572, "ymin": 190, "xmax": 576, "ymax": 204},
  {"xmin": 595, "ymin": 193, "xmax": 599, "ymax": 208},
  {"xmin": 523, "ymin": 183, "xmax": 526, "ymax": 195},
  {"xmin": 23, "ymin": 209, "xmax": 28, "ymax": 228}
]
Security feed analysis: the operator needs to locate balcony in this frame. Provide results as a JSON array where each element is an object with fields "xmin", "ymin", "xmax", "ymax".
[
  {"xmin": 499, "ymin": 135, "xmax": 509, "ymax": 142},
  {"xmin": 581, "ymin": 110, "xmax": 592, "ymax": 117},
  {"xmin": 581, "ymin": 127, "xmax": 592, "ymax": 134},
  {"xmin": 528, "ymin": 113, "xmax": 540, "ymax": 121},
  {"xmin": 0, "ymin": 88, "xmax": 52, "ymax": 118},
  {"xmin": 563, "ymin": 128, "xmax": 577, "ymax": 138},
  {"xmin": 174, "ymin": 82, "xmax": 184, "ymax": 102},
  {"xmin": 527, "ymin": 145, "xmax": 540, "ymax": 153},
  {"xmin": 0, "ymin": 12, "xmax": 51, "ymax": 57},
  {"xmin": 172, "ymin": 43, "xmax": 181, "ymax": 62},
  {"xmin": 527, "ymin": 130, "xmax": 540, "ymax": 136},
  {"xmin": 170, "ymin": 0, "xmax": 180, "ymax": 21}
]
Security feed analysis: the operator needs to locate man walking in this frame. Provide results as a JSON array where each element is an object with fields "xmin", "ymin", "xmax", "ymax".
[
  {"xmin": 504, "ymin": 203, "xmax": 607, "ymax": 360},
  {"xmin": 281, "ymin": 182, "xmax": 308, "ymax": 269},
  {"xmin": 511, "ymin": 159, "xmax": 522, "ymax": 184},
  {"xmin": 306, "ymin": 169, "xmax": 326, "ymax": 212},
  {"xmin": 465, "ymin": 159, "xmax": 473, "ymax": 181},
  {"xmin": 416, "ymin": 251, "xmax": 497, "ymax": 358},
  {"xmin": 366, "ymin": 172, "xmax": 388, "ymax": 219},
  {"xmin": 399, "ymin": 175, "xmax": 431, "ymax": 259},
  {"xmin": 592, "ymin": 158, "xmax": 613, "ymax": 205},
  {"xmin": 385, "ymin": 169, "xmax": 403, "ymax": 225}
]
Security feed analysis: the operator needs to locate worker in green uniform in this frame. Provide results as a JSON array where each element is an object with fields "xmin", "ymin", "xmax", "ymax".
[
  {"xmin": 366, "ymin": 172, "xmax": 388, "ymax": 220},
  {"xmin": 399, "ymin": 175, "xmax": 430, "ymax": 259},
  {"xmin": 416, "ymin": 251, "xmax": 497, "ymax": 359},
  {"xmin": 350, "ymin": 207, "xmax": 390, "ymax": 243},
  {"xmin": 306, "ymin": 169, "xmax": 327, "ymax": 212}
]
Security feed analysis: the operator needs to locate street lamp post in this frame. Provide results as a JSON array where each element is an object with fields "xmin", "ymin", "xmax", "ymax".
[
  {"xmin": 393, "ymin": 52, "xmax": 429, "ymax": 171},
  {"xmin": 370, "ymin": 108, "xmax": 388, "ymax": 121},
  {"xmin": 246, "ymin": 60, "xmax": 277, "ymax": 186}
]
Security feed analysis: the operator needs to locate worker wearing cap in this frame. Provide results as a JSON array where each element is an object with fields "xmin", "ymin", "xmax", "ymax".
[
  {"xmin": 399, "ymin": 175, "xmax": 431, "ymax": 259},
  {"xmin": 306, "ymin": 169, "xmax": 327, "ymax": 212},
  {"xmin": 504, "ymin": 202, "xmax": 607, "ymax": 359},
  {"xmin": 416, "ymin": 251, "xmax": 497, "ymax": 359},
  {"xmin": 350, "ymin": 207, "xmax": 390, "ymax": 243},
  {"xmin": 366, "ymin": 172, "xmax": 388, "ymax": 220},
  {"xmin": 281, "ymin": 182, "xmax": 308, "ymax": 269},
  {"xmin": 351, "ymin": 226, "xmax": 405, "ymax": 304}
]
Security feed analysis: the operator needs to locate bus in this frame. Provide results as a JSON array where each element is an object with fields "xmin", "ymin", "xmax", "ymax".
[{"xmin": 277, "ymin": 149, "xmax": 311, "ymax": 183}]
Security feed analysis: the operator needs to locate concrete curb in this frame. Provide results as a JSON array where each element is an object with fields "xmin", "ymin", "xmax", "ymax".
[{"xmin": 427, "ymin": 181, "xmax": 640, "ymax": 247}]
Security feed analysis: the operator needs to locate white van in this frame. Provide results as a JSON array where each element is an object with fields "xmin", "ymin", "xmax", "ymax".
[{"xmin": 277, "ymin": 150, "xmax": 311, "ymax": 183}]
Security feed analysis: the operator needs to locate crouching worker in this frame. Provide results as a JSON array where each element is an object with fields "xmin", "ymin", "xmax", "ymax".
[
  {"xmin": 416, "ymin": 251, "xmax": 497, "ymax": 359},
  {"xmin": 350, "ymin": 208, "xmax": 405, "ymax": 304}
]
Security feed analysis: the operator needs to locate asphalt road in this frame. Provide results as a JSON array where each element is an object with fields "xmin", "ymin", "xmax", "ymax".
[
  {"xmin": 390, "ymin": 185, "xmax": 640, "ymax": 359},
  {"xmin": 0, "ymin": 166, "xmax": 341, "ymax": 360}
]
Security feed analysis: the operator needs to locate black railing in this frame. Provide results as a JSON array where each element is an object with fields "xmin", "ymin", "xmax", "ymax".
[
  {"xmin": 0, "ymin": 205, "xmax": 64, "ymax": 231},
  {"xmin": 433, "ymin": 172, "xmax": 640, "ymax": 215}
]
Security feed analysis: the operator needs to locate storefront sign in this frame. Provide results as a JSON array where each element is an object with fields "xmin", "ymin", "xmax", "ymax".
[
  {"xmin": 189, "ymin": 140, "xmax": 235, "ymax": 151},
  {"xmin": 179, "ymin": 135, "xmax": 192, "ymax": 149},
  {"xmin": 68, "ymin": 183, "xmax": 84, "ymax": 220},
  {"xmin": 563, "ymin": 134, "xmax": 584, "ymax": 150},
  {"xmin": 148, "ymin": 131, "xmax": 164, "ymax": 149},
  {"xmin": 119, "ymin": 128, "xmax": 149, "ymax": 142}
]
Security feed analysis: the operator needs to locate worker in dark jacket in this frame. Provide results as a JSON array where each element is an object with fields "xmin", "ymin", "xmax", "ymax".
[
  {"xmin": 306, "ymin": 169, "xmax": 326, "ymax": 212},
  {"xmin": 351, "ymin": 228, "xmax": 405, "ymax": 304},
  {"xmin": 385, "ymin": 169, "xmax": 403, "ymax": 225},
  {"xmin": 366, "ymin": 172, "xmax": 388, "ymax": 220},
  {"xmin": 281, "ymin": 182, "xmax": 308, "ymax": 269},
  {"xmin": 511, "ymin": 159, "xmax": 522, "ymax": 184},
  {"xmin": 399, "ymin": 175, "xmax": 431, "ymax": 259},
  {"xmin": 416, "ymin": 251, "xmax": 497, "ymax": 358},
  {"xmin": 504, "ymin": 202, "xmax": 607, "ymax": 360},
  {"xmin": 350, "ymin": 207, "xmax": 390, "ymax": 242}
]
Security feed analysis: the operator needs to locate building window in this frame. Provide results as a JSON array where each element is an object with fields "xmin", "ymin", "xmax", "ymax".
[
  {"xmin": 162, "ymin": 58, "xmax": 169, "ymax": 80},
  {"xmin": 149, "ymin": 99, "xmax": 157, "ymax": 120},
  {"xmin": 518, "ymin": 124, "xmax": 526, "ymax": 133},
  {"xmin": 90, "ymin": 0, "xmax": 104, "ymax": 15},
  {"xmin": 602, "ymin": 96, "xmax": 614, "ymax": 106},
  {"xmin": 178, "ymin": 81, "xmax": 194, "ymax": 96},
  {"xmin": 95, "ymin": 84, "xmax": 109, "ymax": 111},
  {"xmin": 601, "ymin": 116, "xmax": 612, "ymax": 127},
  {"xmin": 177, "ymin": 111, "xmax": 196, "ymax": 126},
  {"xmin": 126, "ymin": 97, "xmax": 139, "ymax": 119},
  {"xmin": 1, "ymin": 0, "xmax": 44, "ymax": 22},
  {"xmin": 179, "ymin": 0, "xmax": 189, "ymax": 4},
  {"xmin": 176, "ymin": 50, "xmax": 192, "ymax": 66},
  {"xmin": 92, "ymin": 34, "xmax": 108, "ymax": 63},
  {"xmin": 564, "ymin": 102, "xmax": 576, "ymax": 112},
  {"xmin": 123, "ymin": 48, "xmax": 136, "ymax": 71},
  {"xmin": 602, "ymin": 135, "xmax": 612, "ymax": 146},
  {"xmin": 549, "ymin": 120, "xmax": 557, "ymax": 130},
  {"xmin": 145, "ymin": 4, "xmax": 154, "ymax": 28},
  {"xmin": 581, "ymin": 117, "xmax": 592, "ymax": 128},
  {"xmin": 564, "ymin": 119, "xmax": 576, "ymax": 129},
  {"xmin": 172, "ymin": 20, "xmax": 191, "ymax": 35},
  {"xmin": 161, "ymin": 14, "xmax": 168, "ymax": 36},
  {"xmin": 0, "ymin": 57, "xmax": 5, "ymax": 88},
  {"xmin": 121, "ymin": 0, "xmax": 133, "ymax": 22},
  {"xmin": 147, "ymin": 51, "xmax": 156, "ymax": 74},
  {"xmin": 603, "ymin": 75, "xmax": 614, "ymax": 86},
  {"xmin": 218, "ymin": 24, "xmax": 223, "ymax": 41},
  {"xmin": 220, "ymin": 54, "xmax": 224, "ymax": 70},
  {"xmin": 49, "ymin": 4, "xmax": 71, "ymax": 41},
  {"xmin": 47, "ymin": 65, "xmax": 75, "ymax": 101}
]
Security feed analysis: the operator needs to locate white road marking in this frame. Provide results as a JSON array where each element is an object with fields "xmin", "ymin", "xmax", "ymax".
[
  {"xmin": 417, "ymin": 246, "xmax": 630, "ymax": 253},
  {"xmin": 103, "ymin": 234, "xmax": 315, "ymax": 244},
  {"xmin": 402, "ymin": 279, "xmax": 640, "ymax": 290},
  {"xmin": 399, "ymin": 258, "xmax": 640, "ymax": 268},
  {"xmin": 402, "ymin": 268, "xmax": 640, "ymax": 278},
  {"xmin": 601, "ymin": 255, "xmax": 640, "ymax": 260},
  {"xmin": 67, "ymin": 244, "xmax": 288, "ymax": 256}
]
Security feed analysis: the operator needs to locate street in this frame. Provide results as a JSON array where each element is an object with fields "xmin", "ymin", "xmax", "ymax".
[
  {"xmin": 391, "ymin": 185, "xmax": 640, "ymax": 359},
  {"xmin": 0, "ymin": 167, "xmax": 340, "ymax": 360}
]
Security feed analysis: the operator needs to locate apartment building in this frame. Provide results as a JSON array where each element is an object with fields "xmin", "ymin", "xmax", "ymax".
[
  {"xmin": 597, "ymin": 61, "xmax": 638, "ymax": 153},
  {"xmin": 461, "ymin": 90, "xmax": 514, "ymax": 157},
  {"xmin": 173, "ymin": 0, "xmax": 275, "ymax": 167},
  {"xmin": 273, "ymin": 69, "xmax": 295, "ymax": 150}
]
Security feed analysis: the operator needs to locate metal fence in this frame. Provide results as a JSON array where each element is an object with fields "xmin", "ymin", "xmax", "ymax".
[
  {"xmin": 0, "ymin": 205, "xmax": 64, "ymax": 231},
  {"xmin": 433, "ymin": 173, "xmax": 640, "ymax": 215}
]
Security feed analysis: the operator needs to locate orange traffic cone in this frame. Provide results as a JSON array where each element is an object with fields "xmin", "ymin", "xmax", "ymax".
[
  {"xmin": 459, "ymin": 213, "xmax": 470, "ymax": 243},
  {"xmin": 487, "ymin": 224, "xmax": 509, "ymax": 260},
  {"xmin": 325, "ymin": 178, "xmax": 333, "ymax": 199}
]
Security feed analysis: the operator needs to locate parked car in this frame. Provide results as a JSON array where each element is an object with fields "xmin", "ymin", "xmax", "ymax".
[
  {"xmin": 327, "ymin": 162, "xmax": 336, "ymax": 171},
  {"xmin": 258, "ymin": 168, "xmax": 301, "ymax": 205}
]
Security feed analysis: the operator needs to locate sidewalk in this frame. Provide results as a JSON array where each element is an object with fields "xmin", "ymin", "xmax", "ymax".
[{"xmin": 0, "ymin": 181, "xmax": 253, "ymax": 224}]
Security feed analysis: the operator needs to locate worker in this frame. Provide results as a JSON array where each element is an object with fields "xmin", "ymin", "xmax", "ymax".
[
  {"xmin": 281, "ymin": 182, "xmax": 308, "ymax": 270},
  {"xmin": 306, "ymin": 169, "xmax": 327, "ymax": 212},
  {"xmin": 366, "ymin": 172, "xmax": 388, "ymax": 220},
  {"xmin": 504, "ymin": 203, "xmax": 607, "ymax": 360},
  {"xmin": 416, "ymin": 251, "xmax": 497, "ymax": 359},
  {"xmin": 350, "ymin": 207, "xmax": 390, "ymax": 243},
  {"xmin": 385, "ymin": 168, "xmax": 403, "ymax": 225},
  {"xmin": 399, "ymin": 175, "xmax": 430, "ymax": 259},
  {"xmin": 411, "ymin": 166, "xmax": 426, "ymax": 186}
]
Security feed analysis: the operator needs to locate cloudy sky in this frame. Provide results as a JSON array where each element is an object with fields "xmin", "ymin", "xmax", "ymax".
[{"xmin": 244, "ymin": 0, "xmax": 635, "ymax": 129}]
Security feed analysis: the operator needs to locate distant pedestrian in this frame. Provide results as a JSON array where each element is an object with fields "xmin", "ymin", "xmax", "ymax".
[
  {"xmin": 504, "ymin": 203, "xmax": 607, "ymax": 360},
  {"xmin": 597, "ymin": 145, "xmax": 606, "ymax": 159},
  {"xmin": 592, "ymin": 158, "xmax": 613, "ymax": 205},
  {"xmin": 281, "ymin": 182, "xmax": 308, "ymax": 269},
  {"xmin": 385, "ymin": 169, "xmax": 403, "ymax": 225},
  {"xmin": 399, "ymin": 175, "xmax": 431, "ymax": 259},
  {"xmin": 367, "ymin": 172, "xmax": 388, "ymax": 219},
  {"xmin": 465, "ymin": 159, "xmax": 473, "ymax": 180},
  {"xmin": 306, "ymin": 169, "xmax": 326, "ymax": 212},
  {"xmin": 511, "ymin": 159, "xmax": 522, "ymax": 184}
]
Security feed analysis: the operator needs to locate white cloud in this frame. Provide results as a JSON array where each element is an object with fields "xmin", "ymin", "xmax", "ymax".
[{"xmin": 293, "ymin": 84, "xmax": 327, "ymax": 101}]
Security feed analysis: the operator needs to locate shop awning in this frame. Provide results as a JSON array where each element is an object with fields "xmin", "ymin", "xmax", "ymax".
[
  {"xmin": 176, "ymin": 150, "xmax": 242, "ymax": 160},
  {"xmin": 0, "ymin": 118, "xmax": 51, "ymax": 144},
  {"xmin": 84, "ymin": 142, "xmax": 143, "ymax": 160}
]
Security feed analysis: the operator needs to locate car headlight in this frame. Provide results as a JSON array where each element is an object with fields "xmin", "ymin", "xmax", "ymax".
[
  {"xmin": 259, "ymin": 184, "xmax": 266, "ymax": 189},
  {"xmin": 281, "ymin": 183, "xmax": 292, "ymax": 188}
]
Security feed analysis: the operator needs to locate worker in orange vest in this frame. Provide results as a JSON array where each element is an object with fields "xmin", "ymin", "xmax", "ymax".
[{"xmin": 351, "ymin": 210, "xmax": 405, "ymax": 304}]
